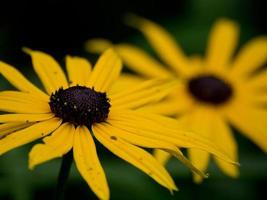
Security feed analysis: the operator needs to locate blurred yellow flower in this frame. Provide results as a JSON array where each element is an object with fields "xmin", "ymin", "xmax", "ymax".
[
  {"xmin": 0, "ymin": 48, "xmax": 235, "ymax": 199},
  {"xmin": 86, "ymin": 16, "xmax": 267, "ymax": 182}
]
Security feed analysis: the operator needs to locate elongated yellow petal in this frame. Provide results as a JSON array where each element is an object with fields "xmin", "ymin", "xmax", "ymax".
[
  {"xmin": 97, "ymin": 122, "xmax": 206, "ymax": 178},
  {"xmin": 23, "ymin": 48, "xmax": 68, "ymax": 94},
  {"xmin": 0, "ymin": 118, "xmax": 62, "ymax": 155},
  {"xmin": 86, "ymin": 40, "xmax": 172, "ymax": 78},
  {"xmin": 188, "ymin": 149, "xmax": 209, "ymax": 183},
  {"xmin": 248, "ymin": 92, "xmax": 267, "ymax": 104},
  {"xmin": 0, "ymin": 100, "xmax": 50, "ymax": 114},
  {"xmin": 110, "ymin": 79, "xmax": 177, "ymax": 109},
  {"xmin": 29, "ymin": 123, "xmax": 75, "ymax": 169},
  {"xmin": 230, "ymin": 37, "xmax": 267, "ymax": 77},
  {"xmin": 138, "ymin": 99, "xmax": 180, "ymax": 116},
  {"xmin": 180, "ymin": 55, "xmax": 204, "ymax": 76},
  {"xmin": 87, "ymin": 48, "xmax": 122, "ymax": 92},
  {"xmin": 138, "ymin": 88, "xmax": 191, "ymax": 116},
  {"xmin": 0, "ymin": 90, "xmax": 49, "ymax": 104},
  {"xmin": 125, "ymin": 14, "xmax": 189, "ymax": 76},
  {"xmin": 182, "ymin": 108, "xmax": 213, "ymax": 182},
  {"xmin": 0, "ymin": 61, "xmax": 48, "ymax": 98},
  {"xmin": 73, "ymin": 126, "xmax": 109, "ymax": 200},
  {"xmin": 205, "ymin": 19, "xmax": 239, "ymax": 72},
  {"xmin": 0, "ymin": 90, "xmax": 49, "ymax": 102},
  {"xmin": 213, "ymin": 114, "xmax": 239, "ymax": 178},
  {"xmin": 116, "ymin": 44, "xmax": 172, "ymax": 78},
  {"xmin": 66, "ymin": 56, "xmax": 92, "ymax": 86},
  {"xmin": 93, "ymin": 124, "xmax": 177, "ymax": 192},
  {"xmin": 171, "ymin": 148, "xmax": 208, "ymax": 179},
  {"xmin": 0, "ymin": 123, "xmax": 33, "ymax": 139},
  {"xmin": 98, "ymin": 121, "xmax": 171, "ymax": 148},
  {"xmin": 0, "ymin": 113, "xmax": 54, "ymax": 123},
  {"xmin": 225, "ymin": 104, "xmax": 267, "ymax": 153},
  {"xmin": 85, "ymin": 38, "xmax": 113, "ymax": 54},
  {"xmin": 154, "ymin": 150, "xmax": 172, "ymax": 166},
  {"xmin": 109, "ymin": 73, "xmax": 144, "ymax": 94},
  {"xmin": 109, "ymin": 109, "xmax": 237, "ymax": 165},
  {"xmin": 0, "ymin": 91, "xmax": 50, "ymax": 113},
  {"xmin": 244, "ymin": 69, "xmax": 267, "ymax": 91}
]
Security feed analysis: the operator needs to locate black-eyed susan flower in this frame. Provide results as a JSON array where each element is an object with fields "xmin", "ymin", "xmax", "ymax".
[
  {"xmin": 0, "ymin": 48, "xmax": 236, "ymax": 198},
  {"xmin": 86, "ymin": 16, "xmax": 267, "ymax": 182}
]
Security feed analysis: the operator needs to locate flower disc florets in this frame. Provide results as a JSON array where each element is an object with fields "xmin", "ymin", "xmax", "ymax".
[
  {"xmin": 188, "ymin": 75, "xmax": 233, "ymax": 105},
  {"xmin": 49, "ymin": 86, "xmax": 110, "ymax": 127}
]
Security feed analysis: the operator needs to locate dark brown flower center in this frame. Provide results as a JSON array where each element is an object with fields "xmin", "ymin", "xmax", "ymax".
[
  {"xmin": 188, "ymin": 75, "xmax": 233, "ymax": 105},
  {"xmin": 49, "ymin": 86, "xmax": 110, "ymax": 127}
]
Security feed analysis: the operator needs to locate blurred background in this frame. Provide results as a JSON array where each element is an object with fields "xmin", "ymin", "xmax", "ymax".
[{"xmin": 0, "ymin": 0, "xmax": 267, "ymax": 199}]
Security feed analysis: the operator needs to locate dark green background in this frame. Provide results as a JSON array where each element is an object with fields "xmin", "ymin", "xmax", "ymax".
[{"xmin": 0, "ymin": 0, "xmax": 267, "ymax": 199}]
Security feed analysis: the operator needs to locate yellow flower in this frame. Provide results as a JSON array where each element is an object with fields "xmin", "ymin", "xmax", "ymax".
[
  {"xmin": 86, "ymin": 16, "xmax": 267, "ymax": 182},
  {"xmin": 0, "ymin": 48, "xmax": 235, "ymax": 198}
]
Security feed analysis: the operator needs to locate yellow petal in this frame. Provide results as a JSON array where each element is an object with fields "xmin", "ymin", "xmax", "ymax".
[
  {"xmin": 93, "ymin": 124, "xmax": 177, "ymax": 192},
  {"xmin": 0, "ymin": 61, "xmax": 48, "ymax": 98},
  {"xmin": 0, "ymin": 90, "xmax": 49, "ymax": 102},
  {"xmin": 154, "ymin": 148, "xmax": 208, "ymax": 181},
  {"xmin": 86, "ymin": 39, "xmax": 172, "ymax": 78},
  {"xmin": 109, "ymin": 73, "xmax": 144, "ymax": 94},
  {"xmin": 98, "ymin": 121, "xmax": 171, "ymax": 148},
  {"xmin": 244, "ymin": 69, "xmax": 267, "ymax": 91},
  {"xmin": 0, "ymin": 100, "xmax": 50, "ymax": 114},
  {"xmin": 108, "ymin": 109, "xmax": 237, "ymax": 165},
  {"xmin": 0, "ymin": 118, "xmax": 62, "ymax": 155},
  {"xmin": 182, "ymin": 108, "xmax": 213, "ymax": 182},
  {"xmin": 154, "ymin": 150, "xmax": 172, "ymax": 166},
  {"xmin": 172, "ymin": 148, "xmax": 208, "ymax": 179},
  {"xmin": 23, "ymin": 48, "xmax": 68, "ymax": 94},
  {"xmin": 87, "ymin": 48, "xmax": 122, "ymax": 92},
  {"xmin": 29, "ymin": 123, "xmax": 75, "ymax": 169},
  {"xmin": 188, "ymin": 149, "xmax": 209, "ymax": 183},
  {"xmin": 225, "ymin": 104, "xmax": 267, "ymax": 153},
  {"xmin": 115, "ymin": 44, "xmax": 172, "ymax": 78},
  {"xmin": 249, "ymin": 92, "xmax": 267, "ymax": 104},
  {"xmin": 213, "ymin": 114, "xmax": 239, "ymax": 178},
  {"xmin": 66, "ymin": 56, "xmax": 92, "ymax": 86},
  {"xmin": 97, "ymin": 122, "xmax": 206, "ymax": 178},
  {"xmin": 138, "ymin": 88, "xmax": 191, "ymax": 116},
  {"xmin": 138, "ymin": 99, "xmax": 181, "ymax": 116},
  {"xmin": 0, "ymin": 123, "xmax": 33, "ymax": 139},
  {"xmin": 205, "ymin": 19, "xmax": 239, "ymax": 72},
  {"xmin": 73, "ymin": 126, "xmax": 109, "ymax": 200},
  {"xmin": 85, "ymin": 38, "xmax": 113, "ymax": 54},
  {"xmin": 184, "ymin": 55, "xmax": 204, "ymax": 76},
  {"xmin": 230, "ymin": 37, "xmax": 267, "ymax": 77},
  {"xmin": 125, "ymin": 14, "xmax": 190, "ymax": 76},
  {"xmin": 232, "ymin": 78, "xmax": 267, "ymax": 105},
  {"xmin": 0, "ymin": 113, "xmax": 54, "ymax": 123},
  {"xmin": 110, "ymin": 79, "xmax": 177, "ymax": 109},
  {"xmin": 0, "ymin": 91, "xmax": 50, "ymax": 113}
]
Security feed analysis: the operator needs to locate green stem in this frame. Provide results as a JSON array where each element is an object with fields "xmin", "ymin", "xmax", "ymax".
[{"xmin": 55, "ymin": 151, "xmax": 73, "ymax": 200}]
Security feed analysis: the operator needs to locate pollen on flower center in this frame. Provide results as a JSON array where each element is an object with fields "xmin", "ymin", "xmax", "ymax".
[
  {"xmin": 188, "ymin": 75, "xmax": 233, "ymax": 105},
  {"xmin": 49, "ymin": 86, "xmax": 110, "ymax": 127}
]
